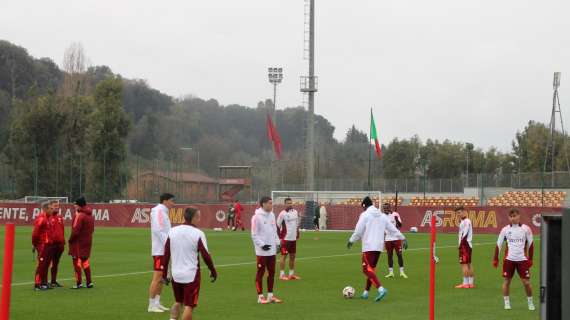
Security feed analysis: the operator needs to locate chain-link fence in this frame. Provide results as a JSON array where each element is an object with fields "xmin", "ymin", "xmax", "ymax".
[{"xmin": 2, "ymin": 154, "xmax": 570, "ymax": 204}]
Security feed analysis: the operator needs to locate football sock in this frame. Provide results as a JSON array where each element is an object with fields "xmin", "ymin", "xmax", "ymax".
[
  {"xmin": 267, "ymin": 292, "xmax": 273, "ymax": 300},
  {"xmin": 289, "ymin": 270, "xmax": 294, "ymax": 276},
  {"xmin": 527, "ymin": 297, "xmax": 533, "ymax": 304},
  {"xmin": 280, "ymin": 270, "xmax": 285, "ymax": 277},
  {"xmin": 463, "ymin": 277, "xmax": 469, "ymax": 285},
  {"xmin": 84, "ymin": 267, "xmax": 92, "ymax": 284},
  {"xmin": 504, "ymin": 296, "xmax": 510, "ymax": 304},
  {"xmin": 399, "ymin": 267, "xmax": 404, "ymax": 274},
  {"xmin": 388, "ymin": 268, "xmax": 394, "ymax": 273}
]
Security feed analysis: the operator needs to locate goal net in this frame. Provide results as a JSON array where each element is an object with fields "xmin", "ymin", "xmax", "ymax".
[
  {"xmin": 23, "ymin": 196, "xmax": 69, "ymax": 204},
  {"xmin": 271, "ymin": 191, "xmax": 381, "ymax": 230}
]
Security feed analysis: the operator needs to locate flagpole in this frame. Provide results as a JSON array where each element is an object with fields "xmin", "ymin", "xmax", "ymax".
[
  {"xmin": 368, "ymin": 108, "xmax": 372, "ymax": 191},
  {"xmin": 267, "ymin": 113, "xmax": 274, "ymax": 191}
]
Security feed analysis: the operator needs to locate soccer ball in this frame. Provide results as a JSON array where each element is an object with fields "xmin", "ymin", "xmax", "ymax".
[
  {"xmin": 342, "ymin": 286, "xmax": 355, "ymax": 299},
  {"xmin": 410, "ymin": 227, "xmax": 418, "ymax": 233}
]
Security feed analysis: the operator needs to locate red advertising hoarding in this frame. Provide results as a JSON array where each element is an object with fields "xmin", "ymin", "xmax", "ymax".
[{"xmin": 0, "ymin": 202, "xmax": 560, "ymax": 234}]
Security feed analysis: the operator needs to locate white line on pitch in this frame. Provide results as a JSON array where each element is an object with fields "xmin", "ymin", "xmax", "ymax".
[{"xmin": 4, "ymin": 241, "xmax": 496, "ymax": 288}]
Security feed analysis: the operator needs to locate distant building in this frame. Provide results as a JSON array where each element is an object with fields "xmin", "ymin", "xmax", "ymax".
[
  {"xmin": 218, "ymin": 166, "xmax": 252, "ymax": 202},
  {"xmin": 128, "ymin": 171, "xmax": 218, "ymax": 203}
]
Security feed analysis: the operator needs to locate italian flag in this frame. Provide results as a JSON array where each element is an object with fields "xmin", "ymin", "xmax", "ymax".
[{"xmin": 370, "ymin": 110, "xmax": 382, "ymax": 159}]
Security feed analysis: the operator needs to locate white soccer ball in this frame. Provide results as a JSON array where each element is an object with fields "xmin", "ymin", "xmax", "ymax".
[
  {"xmin": 342, "ymin": 286, "xmax": 355, "ymax": 299},
  {"xmin": 410, "ymin": 227, "xmax": 418, "ymax": 233}
]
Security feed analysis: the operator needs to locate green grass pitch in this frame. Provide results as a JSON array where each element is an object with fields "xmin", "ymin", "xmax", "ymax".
[{"xmin": 0, "ymin": 226, "xmax": 539, "ymax": 320}]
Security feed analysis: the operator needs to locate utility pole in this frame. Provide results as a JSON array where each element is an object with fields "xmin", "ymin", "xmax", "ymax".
[{"xmin": 301, "ymin": 0, "xmax": 318, "ymax": 191}]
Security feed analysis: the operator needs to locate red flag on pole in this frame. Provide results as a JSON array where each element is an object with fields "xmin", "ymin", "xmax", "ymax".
[{"xmin": 266, "ymin": 114, "xmax": 282, "ymax": 160}]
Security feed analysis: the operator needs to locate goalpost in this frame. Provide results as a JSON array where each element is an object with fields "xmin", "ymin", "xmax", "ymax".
[
  {"xmin": 271, "ymin": 190, "xmax": 382, "ymax": 230},
  {"xmin": 23, "ymin": 196, "xmax": 69, "ymax": 204}
]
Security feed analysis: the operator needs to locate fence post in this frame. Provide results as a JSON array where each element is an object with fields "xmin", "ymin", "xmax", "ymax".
[
  {"xmin": 55, "ymin": 144, "xmax": 59, "ymax": 196},
  {"xmin": 136, "ymin": 156, "xmax": 140, "ymax": 201},
  {"xmin": 79, "ymin": 153, "xmax": 83, "ymax": 196},
  {"xmin": 102, "ymin": 147, "xmax": 107, "ymax": 202},
  {"xmin": 33, "ymin": 143, "xmax": 38, "ymax": 197},
  {"xmin": 68, "ymin": 157, "xmax": 73, "ymax": 200}
]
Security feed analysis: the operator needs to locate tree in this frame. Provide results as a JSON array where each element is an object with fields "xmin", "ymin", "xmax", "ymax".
[
  {"xmin": 86, "ymin": 65, "xmax": 114, "ymax": 88},
  {"xmin": 8, "ymin": 94, "xmax": 66, "ymax": 197},
  {"xmin": 383, "ymin": 136, "xmax": 421, "ymax": 179},
  {"xmin": 345, "ymin": 125, "xmax": 368, "ymax": 144},
  {"xmin": 58, "ymin": 95, "xmax": 94, "ymax": 199},
  {"xmin": 129, "ymin": 114, "xmax": 161, "ymax": 159},
  {"xmin": 0, "ymin": 41, "xmax": 63, "ymax": 153},
  {"xmin": 86, "ymin": 78, "xmax": 131, "ymax": 201},
  {"xmin": 512, "ymin": 120, "xmax": 570, "ymax": 175},
  {"xmin": 122, "ymin": 79, "xmax": 173, "ymax": 123},
  {"xmin": 61, "ymin": 42, "xmax": 89, "ymax": 96}
]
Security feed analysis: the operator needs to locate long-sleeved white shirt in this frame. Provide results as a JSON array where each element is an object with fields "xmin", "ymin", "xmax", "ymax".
[
  {"xmin": 350, "ymin": 206, "xmax": 405, "ymax": 252},
  {"xmin": 385, "ymin": 211, "xmax": 402, "ymax": 241},
  {"xmin": 251, "ymin": 208, "xmax": 280, "ymax": 256},
  {"xmin": 277, "ymin": 209, "xmax": 300, "ymax": 241},
  {"xmin": 458, "ymin": 218, "xmax": 473, "ymax": 248},
  {"xmin": 150, "ymin": 203, "xmax": 171, "ymax": 256},
  {"xmin": 164, "ymin": 224, "xmax": 215, "ymax": 283},
  {"xmin": 496, "ymin": 224, "xmax": 533, "ymax": 262}
]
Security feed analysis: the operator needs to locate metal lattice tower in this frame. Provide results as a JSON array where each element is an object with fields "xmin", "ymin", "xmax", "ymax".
[
  {"xmin": 543, "ymin": 72, "xmax": 570, "ymax": 187},
  {"xmin": 301, "ymin": 0, "xmax": 318, "ymax": 191}
]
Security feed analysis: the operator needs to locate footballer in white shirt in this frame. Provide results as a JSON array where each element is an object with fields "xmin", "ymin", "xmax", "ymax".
[
  {"xmin": 493, "ymin": 208, "xmax": 535, "ymax": 311},
  {"xmin": 251, "ymin": 196, "xmax": 284, "ymax": 304},
  {"xmin": 277, "ymin": 197, "xmax": 301, "ymax": 281},
  {"xmin": 148, "ymin": 193, "xmax": 175, "ymax": 313},
  {"xmin": 382, "ymin": 203, "xmax": 407, "ymax": 279},
  {"xmin": 455, "ymin": 206, "xmax": 475, "ymax": 289},
  {"xmin": 347, "ymin": 197, "xmax": 407, "ymax": 302},
  {"xmin": 162, "ymin": 207, "xmax": 218, "ymax": 320}
]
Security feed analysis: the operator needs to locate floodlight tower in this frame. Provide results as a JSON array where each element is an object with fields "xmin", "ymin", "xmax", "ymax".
[
  {"xmin": 543, "ymin": 72, "xmax": 570, "ymax": 188},
  {"xmin": 267, "ymin": 67, "xmax": 283, "ymax": 125},
  {"xmin": 301, "ymin": 0, "xmax": 318, "ymax": 191},
  {"xmin": 267, "ymin": 67, "xmax": 283, "ymax": 190}
]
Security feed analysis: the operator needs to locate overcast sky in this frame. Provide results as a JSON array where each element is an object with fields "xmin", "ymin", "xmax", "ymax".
[{"xmin": 2, "ymin": 0, "xmax": 570, "ymax": 151}]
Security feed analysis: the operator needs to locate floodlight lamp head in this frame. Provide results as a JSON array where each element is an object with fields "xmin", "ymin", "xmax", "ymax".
[
  {"xmin": 554, "ymin": 72, "xmax": 561, "ymax": 90},
  {"xmin": 267, "ymin": 66, "xmax": 284, "ymax": 84}
]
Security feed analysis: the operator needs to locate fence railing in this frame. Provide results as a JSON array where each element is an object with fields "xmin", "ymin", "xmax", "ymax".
[{"xmin": 2, "ymin": 155, "xmax": 570, "ymax": 203}]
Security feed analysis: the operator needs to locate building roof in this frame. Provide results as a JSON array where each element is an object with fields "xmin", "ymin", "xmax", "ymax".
[
  {"xmin": 218, "ymin": 166, "xmax": 252, "ymax": 169},
  {"xmin": 140, "ymin": 171, "xmax": 218, "ymax": 184}
]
